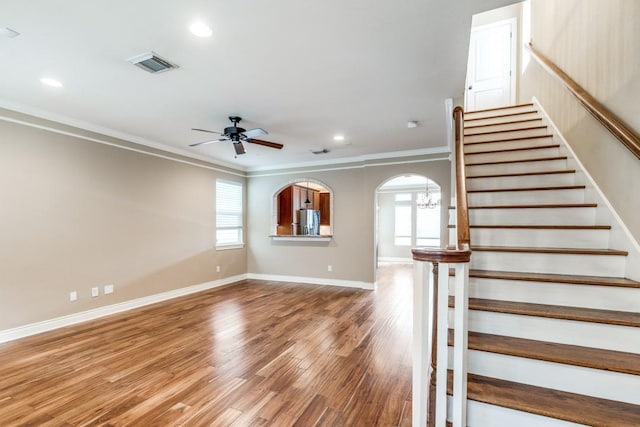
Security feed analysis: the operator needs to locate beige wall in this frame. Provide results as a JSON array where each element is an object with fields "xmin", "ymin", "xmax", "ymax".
[
  {"xmin": 0, "ymin": 113, "xmax": 246, "ymax": 330},
  {"xmin": 520, "ymin": 0, "xmax": 640, "ymax": 241},
  {"xmin": 247, "ymin": 157, "xmax": 451, "ymax": 284}
]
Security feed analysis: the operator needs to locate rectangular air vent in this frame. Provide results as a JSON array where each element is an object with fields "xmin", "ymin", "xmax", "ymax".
[{"xmin": 128, "ymin": 51, "xmax": 178, "ymax": 74}]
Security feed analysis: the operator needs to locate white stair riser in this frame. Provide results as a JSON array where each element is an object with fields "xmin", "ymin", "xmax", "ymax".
[
  {"xmin": 468, "ymin": 207, "xmax": 597, "ymax": 225},
  {"xmin": 464, "ymin": 120, "xmax": 545, "ymax": 135},
  {"xmin": 447, "ymin": 399, "xmax": 586, "ymax": 427},
  {"xmin": 446, "ymin": 349, "xmax": 640, "ymax": 405},
  {"xmin": 468, "ymin": 188, "xmax": 585, "ymax": 205},
  {"xmin": 449, "ymin": 309, "xmax": 640, "ymax": 353},
  {"xmin": 466, "ymin": 158, "xmax": 567, "ymax": 175},
  {"xmin": 464, "ymin": 127, "xmax": 550, "ymax": 143},
  {"xmin": 470, "ymin": 251, "xmax": 625, "ymax": 276},
  {"xmin": 464, "ymin": 136, "xmax": 555, "ymax": 153},
  {"xmin": 464, "ymin": 112, "xmax": 540, "ymax": 127},
  {"xmin": 471, "ymin": 228, "xmax": 610, "ymax": 249},
  {"xmin": 465, "ymin": 146, "xmax": 560, "ymax": 164},
  {"xmin": 466, "ymin": 173, "xmax": 575, "ymax": 190},
  {"xmin": 448, "ymin": 279, "xmax": 639, "ymax": 312},
  {"xmin": 465, "ymin": 107, "xmax": 538, "ymax": 120}
]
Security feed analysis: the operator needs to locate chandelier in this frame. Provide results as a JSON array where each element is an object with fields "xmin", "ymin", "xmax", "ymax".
[{"xmin": 417, "ymin": 180, "xmax": 440, "ymax": 209}]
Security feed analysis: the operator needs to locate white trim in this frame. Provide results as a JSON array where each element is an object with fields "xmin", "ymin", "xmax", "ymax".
[
  {"xmin": 0, "ymin": 114, "xmax": 245, "ymax": 177},
  {"xmin": 1, "ymin": 103, "xmax": 451, "ymax": 178},
  {"xmin": 0, "ymin": 274, "xmax": 248, "ymax": 344},
  {"xmin": 249, "ymin": 153, "xmax": 450, "ymax": 178},
  {"xmin": 533, "ymin": 97, "xmax": 640, "ymax": 278},
  {"xmin": 247, "ymin": 146, "xmax": 451, "ymax": 173},
  {"xmin": 216, "ymin": 244, "xmax": 245, "ymax": 250},
  {"xmin": 270, "ymin": 236, "xmax": 332, "ymax": 242},
  {"xmin": 246, "ymin": 273, "xmax": 375, "ymax": 290}
]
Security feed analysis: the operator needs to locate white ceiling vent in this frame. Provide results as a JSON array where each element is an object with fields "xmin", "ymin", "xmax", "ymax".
[{"xmin": 128, "ymin": 52, "xmax": 178, "ymax": 74}]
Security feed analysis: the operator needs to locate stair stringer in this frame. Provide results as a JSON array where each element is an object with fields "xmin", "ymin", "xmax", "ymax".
[{"xmin": 533, "ymin": 97, "xmax": 640, "ymax": 281}]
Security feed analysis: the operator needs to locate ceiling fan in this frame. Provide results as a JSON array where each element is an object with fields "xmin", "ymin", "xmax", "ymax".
[{"xmin": 189, "ymin": 116, "xmax": 283, "ymax": 155}]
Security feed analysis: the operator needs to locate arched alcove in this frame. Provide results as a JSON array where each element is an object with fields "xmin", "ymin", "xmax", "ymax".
[
  {"xmin": 271, "ymin": 178, "xmax": 334, "ymax": 236},
  {"xmin": 375, "ymin": 174, "xmax": 442, "ymax": 263}
]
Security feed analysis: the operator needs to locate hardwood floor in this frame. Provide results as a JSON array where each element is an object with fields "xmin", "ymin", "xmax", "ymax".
[{"xmin": 0, "ymin": 264, "xmax": 414, "ymax": 426}]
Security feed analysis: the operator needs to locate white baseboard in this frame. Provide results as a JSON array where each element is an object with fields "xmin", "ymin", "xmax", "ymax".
[
  {"xmin": 532, "ymin": 96, "xmax": 640, "ymax": 280},
  {"xmin": 246, "ymin": 273, "xmax": 375, "ymax": 290},
  {"xmin": 0, "ymin": 274, "xmax": 248, "ymax": 344}
]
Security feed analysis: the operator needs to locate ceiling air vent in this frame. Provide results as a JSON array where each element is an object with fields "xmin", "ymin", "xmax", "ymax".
[{"xmin": 128, "ymin": 51, "xmax": 178, "ymax": 74}]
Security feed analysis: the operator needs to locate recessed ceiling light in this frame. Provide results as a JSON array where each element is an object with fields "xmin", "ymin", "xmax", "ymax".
[
  {"xmin": 40, "ymin": 77, "xmax": 63, "ymax": 88},
  {"xmin": 333, "ymin": 135, "xmax": 345, "ymax": 141},
  {"xmin": 189, "ymin": 21, "xmax": 213, "ymax": 38},
  {"xmin": 407, "ymin": 121, "xmax": 418, "ymax": 128}
]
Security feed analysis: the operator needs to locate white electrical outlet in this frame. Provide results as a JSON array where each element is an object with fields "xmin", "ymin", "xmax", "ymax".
[
  {"xmin": 91, "ymin": 287, "xmax": 99, "ymax": 297},
  {"xmin": 69, "ymin": 291, "xmax": 78, "ymax": 302},
  {"xmin": 216, "ymin": 265, "xmax": 220, "ymax": 273},
  {"xmin": 328, "ymin": 265, "xmax": 332, "ymax": 272},
  {"xmin": 104, "ymin": 284, "xmax": 114, "ymax": 294}
]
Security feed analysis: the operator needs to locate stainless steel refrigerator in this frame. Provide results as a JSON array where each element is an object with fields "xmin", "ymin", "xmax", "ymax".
[{"xmin": 299, "ymin": 209, "xmax": 320, "ymax": 235}]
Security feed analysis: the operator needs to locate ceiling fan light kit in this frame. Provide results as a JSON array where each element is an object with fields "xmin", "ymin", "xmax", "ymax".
[{"xmin": 190, "ymin": 116, "xmax": 283, "ymax": 155}]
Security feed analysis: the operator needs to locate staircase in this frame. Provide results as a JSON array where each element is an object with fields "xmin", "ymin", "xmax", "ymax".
[{"xmin": 448, "ymin": 103, "xmax": 640, "ymax": 426}]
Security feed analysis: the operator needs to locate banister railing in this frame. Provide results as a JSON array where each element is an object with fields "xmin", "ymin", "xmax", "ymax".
[
  {"xmin": 526, "ymin": 42, "xmax": 640, "ymax": 160},
  {"xmin": 411, "ymin": 107, "xmax": 471, "ymax": 427}
]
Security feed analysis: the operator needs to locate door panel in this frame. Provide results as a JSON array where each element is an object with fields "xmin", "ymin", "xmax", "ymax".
[{"xmin": 466, "ymin": 19, "xmax": 515, "ymax": 111}]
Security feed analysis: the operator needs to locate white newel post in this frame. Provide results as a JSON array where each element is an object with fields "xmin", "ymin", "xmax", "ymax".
[
  {"xmin": 412, "ymin": 247, "xmax": 471, "ymax": 427},
  {"xmin": 452, "ymin": 262, "xmax": 469, "ymax": 427},
  {"xmin": 413, "ymin": 260, "xmax": 432, "ymax": 427}
]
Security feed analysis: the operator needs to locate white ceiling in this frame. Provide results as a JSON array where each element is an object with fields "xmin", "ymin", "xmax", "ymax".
[{"xmin": 0, "ymin": 0, "xmax": 518, "ymax": 171}]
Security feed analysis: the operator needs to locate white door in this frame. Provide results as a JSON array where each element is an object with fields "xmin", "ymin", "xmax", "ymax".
[{"xmin": 465, "ymin": 18, "xmax": 516, "ymax": 111}]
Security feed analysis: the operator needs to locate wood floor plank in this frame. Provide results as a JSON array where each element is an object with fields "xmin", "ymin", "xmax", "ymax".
[{"xmin": 0, "ymin": 265, "xmax": 413, "ymax": 426}]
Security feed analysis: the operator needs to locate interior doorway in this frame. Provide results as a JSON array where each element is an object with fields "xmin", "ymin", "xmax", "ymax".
[
  {"xmin": 375, "ymin": 175, "xmax": 441, "ymax": 268},
  {"xmin": 465, "ymin": 17, "xmax": 517, "ymax": 110}
]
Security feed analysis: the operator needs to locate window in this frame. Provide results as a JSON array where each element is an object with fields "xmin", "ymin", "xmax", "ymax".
[
  {"xmin": 394, "ymin": 203, "xmax": 412, "ymax": 246},
  {"xmin": 216, "ymin": 179, "xmax": 243, "ymax": 248}
]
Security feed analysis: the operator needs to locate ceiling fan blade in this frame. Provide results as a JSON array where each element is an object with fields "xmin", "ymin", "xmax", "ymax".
[
  {"xmin": 233, "ymin": 142, "xmax": 246, "ymax": 155},
  {"xmin": 189, "ymin": 138, "xmax": 228, "ymax": 147},
  {"xmin": 242, "ymin": 128, "xmax": 268, "ymax": 138},
  {"xmin": 192, "ymin": 128, "xmax": 222, "ymax": 134},
  {"xmin": 247, "ymin": 138, "xmax": 284, "ymax": 150}
]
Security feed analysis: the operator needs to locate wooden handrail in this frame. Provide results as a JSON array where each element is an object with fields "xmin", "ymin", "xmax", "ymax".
[
  {"xmin": 527, "ymin": 43, "xmax": 640, "ymax": 160},
  {"xmin": 454, "ymin": 106, "xmax": 471, "ymax": 248},
  {"xmin": 411, "ymin": 105, "xmax": 471, "ymax": 427}
]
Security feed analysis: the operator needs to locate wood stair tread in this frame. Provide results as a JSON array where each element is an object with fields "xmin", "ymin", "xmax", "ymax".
[
  {"xmin": 464, "ymin": 144, "xmax": 559, "ymax": 155},
  {"xmin": 467, "ymin": 269, "xmax": 640, "ymax": 288},
  {"xmin": 471, "ymin": 245, "xmax": 628, "ymax": 256},
  {"xmin": 464, "ymin": 117, "xmax": 543, "ymax": 129},
  {"xmin": 464, "ymin": 124, "xmax": 547, "ymax": 136},
  {"xmin": 464, "ymin": 134, "xmax": 553, "ymax": 145},
  {"xmin": 465, "ymin": 102, "xmax": 535, "ymax": 115},
  {"xmin": 467, "ymin": 185, "xmax": 585, "ymax": 193},
  {"xmin": 467, "ymin": 169, "xmax": 576, "ymax": 179},
  {"xmin": 448, "ymin": 330, "xmax": 640, "ymax": 375},
  {"xmin": 447, "ymin": 372, "xmax": 640, "ymax": 426},
  {"xmin": 449, "ymin": 297, "xmax": 640, "ymax": 327},
  {"xmin": 469, "ymin": 224, "xmax": 610, "ymax": 229},
  {"xmin": 448, "ymin": 268, "xmax": 640, "ymax": 287},
  {"xmin": 466, "ymin": 203, "xmax": 598, "ymax": 209},
  {"xmin": 464, "ymin": 110, "xmax": 538, "ymax": 122},
  {"xmin": 466, "ymin": 156, "xmax": 567, "ymax": 166},
  {"xmin": 447, "ymin": 224, "xmax": 609, "ymax": 230}
]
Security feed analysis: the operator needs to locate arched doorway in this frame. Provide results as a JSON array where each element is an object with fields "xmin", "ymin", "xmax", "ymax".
[{"xmin": 375, "ymin": 174, "xmax": 442, "ymax": 267}]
